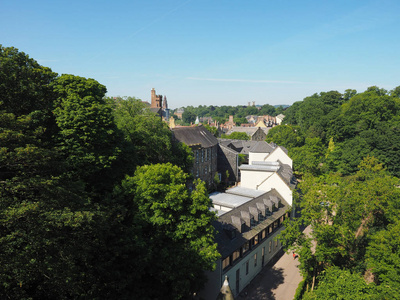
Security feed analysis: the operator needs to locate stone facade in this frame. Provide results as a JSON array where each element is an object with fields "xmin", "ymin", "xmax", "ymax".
[
  {"xmin": 150, "ymin": 88, "xmax": 163, "ymax": 108},
  {"xmin": 217, "ymin": 144, "xmax": 239, "ymax": 183},
  {"xmin": 171, "ymin": 125, "xmax": 218, "ymax": 188}
]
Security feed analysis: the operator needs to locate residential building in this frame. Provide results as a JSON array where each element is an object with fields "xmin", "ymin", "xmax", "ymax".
[
  {"xmin": 199, "ymin": 143, "xmax": 295, "ymax": 299},
  {"xmin": 225, "ymin": 127, "xmax": 270, "ymax": 141},
  {"xmin": 171, "ymin": 125, "xmax": 218, "ymax": 187},
  {"xmin": 217, "ymin": 140, "xmax": 291, "ymax": 183},
  {"xmin": 275, "ymin": 114, "xmax": 285, "ymax": 125}
]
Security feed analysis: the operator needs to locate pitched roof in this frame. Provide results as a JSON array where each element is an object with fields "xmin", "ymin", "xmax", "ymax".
[
  {"xmin": 249, "ymin": 141, "xmax": 274, "ymax": 153},
  {"xmin": 277, "ymin": 163, "xmax": 297, "ymax": 188},
  {"xmin": 226, "ymin": 127, "xmax": 269, "ymax": 136},
  {"xmin": 218, "ymin": 139, "xmax": 278, "ymax": 155},
  {"xmin": 172, "ymin": 125, "xmax": 218, "ymax": 148},
  {"xmin": 213, "ymin": 189, "xmax": 289, "ymax": 258}
]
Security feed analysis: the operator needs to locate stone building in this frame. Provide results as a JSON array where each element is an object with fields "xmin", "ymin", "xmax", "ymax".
[
  {"xmin": 150, "ymin": 88, "xmax": 169, "ymax": 121},
  {"xmin": 171, "ymin": 125, "xmax": 218, "ymax": 187},
  {"xmin": 199, "ymin": 145, "xmax": 295, "ymax": 299},
  {"xmin": 225, "ymin": 127, "xmax": 270, "ymax": 141}
]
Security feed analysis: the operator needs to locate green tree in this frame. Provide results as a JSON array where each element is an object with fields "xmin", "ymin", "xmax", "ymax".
[
  {"xmin": 111, "ymin": 97, "xmax": 193, "ymax": 174},
  {"xmin": 259, "ymin": 104, "xmax": 276, "ymax": 116},
  {"xmin": 120, "ymin": 163, "xmax": 219, "ymax": 299},
  {"xmin": 182, "ymin": 110, "xmax": 196, "ymax": 124},
  {"xmin": 203, "ymin": 123, "xmax": 219, "ymax": 137},
  {"xmin": 280, "ymin": 157, "xmax": 400, "ymax": 296},
  {"xmin": 266, "ymin": 124, "xmax": 304, "ymax": 149},
  {"xmin": 303, "ymin": 267, "xmax": 376, "ymax": 300},
  {"xmin": 51, "ymin": 74, "xmax": 122, "ymax": 194},
  {"xmin": 0, "ymin": 64, "xmax": 110, "ymax": 299},
  {"xmin": 366, "ymin": 220, "xmax": 400, "ymax": 299},
  {"xmin": 0, "ymin": 45, "xmax": 57, "ymax": 116},
  {"xmin": 221, "ymin": 131, "xmax": 250, "ymax": 140}
]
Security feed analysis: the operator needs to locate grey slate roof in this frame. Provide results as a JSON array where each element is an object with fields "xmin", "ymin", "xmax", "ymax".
[
  {"xmin": 172, "ymin": 125, "xmax": 218, "ymax": 148},
  {"xmin": 249, "ymin": 141, "xmax": 274, "ymax": 153},
  {"xmin": 226, "ymin": 126, "xmax": 269, "ymax": 136},
  {"xmin": 213, "ymin": 189, "xmax": 290, "ymax": 258},
  {"xmin": 218, "ymin": 139, "xmax": 277, "ymax": 155},
  {"xmin": 277, "ymin": 164, "xmax": 296, "ymax": 188}
]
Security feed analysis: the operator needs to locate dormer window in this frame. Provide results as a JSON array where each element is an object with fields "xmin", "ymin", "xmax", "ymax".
[
  {"xmin": 223, "ymin": 224, "xmax": 237, "ymax": 240},
  {"xmin": 250, "ymin": 216, "xmax": 257, "ymax": 228},
  {"xmin": 242, "ymin": 241, "xmax": 250, "ymax": 254}
]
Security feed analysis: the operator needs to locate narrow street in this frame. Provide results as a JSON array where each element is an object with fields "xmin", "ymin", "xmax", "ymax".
[{"xmin": 237, "ymin": 226, "xmax": 311, "ymax": 300}]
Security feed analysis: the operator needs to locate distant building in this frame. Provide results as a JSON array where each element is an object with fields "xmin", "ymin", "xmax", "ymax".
[
  {"xmin": 276, "ymin": 114, "xmax": 285, "ymax": 125},
  {"xmin": 226, "ymin": 127, "xmax": 269, "ymax": 141},
  {"xmin": 150, "ymin": 88, "xmax": 169, "ymax": 121},
  {"xmin": 174, "ymin": 107, "xmax": 184, "ymax": 119}
]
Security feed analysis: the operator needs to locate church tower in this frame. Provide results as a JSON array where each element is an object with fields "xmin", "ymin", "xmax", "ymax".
[{"xmin": 151, "ymin": 88, "xmax": 163, "ymax": 108}]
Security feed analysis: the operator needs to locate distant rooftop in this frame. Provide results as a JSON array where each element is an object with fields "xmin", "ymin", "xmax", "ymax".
[{"xmin": 172, "ymin": 124, "xmax": 217, "ymax": 148}]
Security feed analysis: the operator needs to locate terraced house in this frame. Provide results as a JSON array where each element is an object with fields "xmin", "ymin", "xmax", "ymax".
[{"xmin": 200, "ymin": 142, "xmax": 295, "ymax": 299}]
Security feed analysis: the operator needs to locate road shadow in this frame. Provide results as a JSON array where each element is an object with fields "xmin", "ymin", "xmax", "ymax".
[{"xmin": 237, "ymin": 265, "xmax": 285, "ymax": 300}]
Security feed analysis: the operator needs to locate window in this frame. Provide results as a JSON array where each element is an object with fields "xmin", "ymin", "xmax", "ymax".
[
  {"xmin": 232, "ymin": 249, "xmax": 240, "ymax": 262},
  {"xmin": 254, "ymin": 253, "xmax": 257, "ymax": 267},
  {"xmin": 268, "ymin": 226, "xmax": 273, "ymax": 234},
  {"xmin": 242, "ymin": 242, "xmax": 250, "ymax": 254},
  {"xmin": 275, "ymin": 239, "xmax": 278, "ymax": 248},
  {"xmin": 196, "ymin": 151, "xmax": 199, "ymax": 163},
  {"xmin": 246, "ymin": 261, "xmax": 249, "ymax": 275},
  {"xmin": 273, "ymin": 220, "xmax": 279, "ymax": 230},
  {"xmin": 261, "ymin": 229, "xmax": 266, "ymax": 240},
  {"xmin": 222, "ymin": 257, "xmax": 230, "ymax": 269},
  {"xmin": 253, "ymin": 235, "xmax": 259, "ymax": 246}
]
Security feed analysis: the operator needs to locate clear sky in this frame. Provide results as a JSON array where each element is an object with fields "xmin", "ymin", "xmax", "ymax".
[{"xmin": 1, "ymin": 0, "xmax": 399, "ymax": 108}]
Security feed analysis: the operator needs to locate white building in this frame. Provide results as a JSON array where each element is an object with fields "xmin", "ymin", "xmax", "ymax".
[{"xmin": 200, "ymin": 141, "xmax": 296, "ymax": 299}]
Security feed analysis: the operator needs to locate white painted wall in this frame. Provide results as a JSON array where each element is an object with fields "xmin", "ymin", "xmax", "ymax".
[
  {"xmin": 265, "ymin": 147, "xmax": 292, "ymax": 168},
  {"xmin": 222, "ymin": 228, "xmax": 284, "ymax": 297},
  {"xmin": 257, "ymin": 173, "xmax": 292, "ymax": 206},
  {"xmin": 240, "ymin": 170, "xmax": 274, "ymax": 190},
  {"xmin": 248, "ymin": 152, "xmax": 269, "ymax": 165}
]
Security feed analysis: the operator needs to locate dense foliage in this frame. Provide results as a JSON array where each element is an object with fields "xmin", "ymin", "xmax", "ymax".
[
  {"xmin": 176, "ymin": 104, "xmax": 286, "ymax": 125},
  {"xmin": 267, "ymin": 87, "xmax": 400, "ymax": 177},
  {"xmin": 0, "ymin": 46, "xmax": 218, "ymax": 299},
  {"xmin": 272, "ymin": 87, "xmax": 400, "ymax": 299}
]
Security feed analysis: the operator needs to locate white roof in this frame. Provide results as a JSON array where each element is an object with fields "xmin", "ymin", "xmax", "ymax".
[
  {"xmin": 239, "ymin": 164, "xmax": 280, "ymax": 172},
  {"xmin": 225, "ymin": 186, "xmax": 266, "ymax": 198},
  {"xmin": 209, "ymin": 192, "xmax": 253, "ymax": 208}
]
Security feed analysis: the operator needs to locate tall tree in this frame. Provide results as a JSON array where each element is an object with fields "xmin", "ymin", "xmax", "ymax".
[
  {"xmin": 120, "ymin": 163, "xmax": 220, "ymax": 299},
  {"xmin": 111, "ymin": 97, "xmax": 193, "ymax": 174},
  {"xmin": 0, "ymin": 45, "xmax": 57, "ymax": 116},
  {"xmin": 280, "ymin": 157, "xmax": 400, "ymax": 297},
  {"xmin": 51, "ymin": 74, "xmax": 122, "ymax": 194}
]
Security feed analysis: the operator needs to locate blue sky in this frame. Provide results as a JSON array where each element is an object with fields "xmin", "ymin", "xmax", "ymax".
[{"xmin": 1, "ymin": 0, "xmax": 399, "ymax": 108}]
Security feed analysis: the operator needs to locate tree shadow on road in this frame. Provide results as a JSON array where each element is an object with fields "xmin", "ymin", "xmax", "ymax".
[{"xmin": 237, "ymin": 266, "xmax": 285, "ymax": 300}]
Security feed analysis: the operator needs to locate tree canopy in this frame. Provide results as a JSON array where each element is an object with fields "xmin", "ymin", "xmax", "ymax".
[{"xmin": 0, "ymin": 45, "xmax": 216, "ymax": 299}]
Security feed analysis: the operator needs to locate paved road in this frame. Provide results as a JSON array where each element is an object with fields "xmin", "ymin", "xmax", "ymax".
[{"xmin": 236, "ymin": 226, "xmax": 312, "ymax": 300}]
